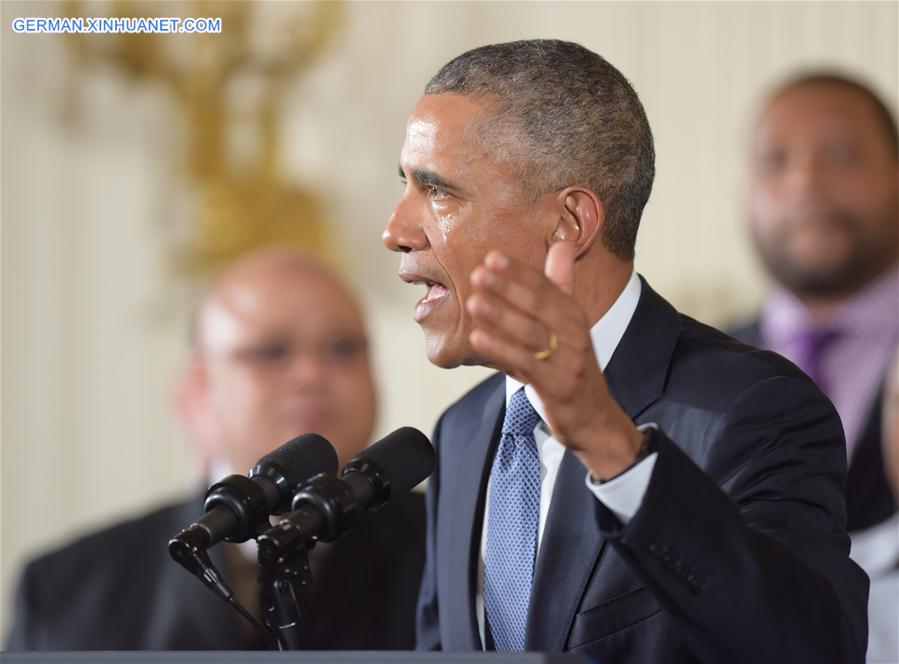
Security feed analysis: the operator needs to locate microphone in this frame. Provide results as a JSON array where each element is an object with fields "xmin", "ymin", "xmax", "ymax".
[
  {"xmin": 169, "ymin": 433, "xmax": 338, "ymax": 561},
  {"xmin": 257, "ymin": 427, "xmax": 434, "ymax": 561}
]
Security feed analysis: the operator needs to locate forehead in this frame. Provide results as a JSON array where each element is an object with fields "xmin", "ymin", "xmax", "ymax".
[
  {"xmin": 200, "ymin": 267, "xmax": 364, "ymax": 349},
  {"xmin": 401, "ymin": 93, "xmax": 527, "ymax": 193},
  {"xmin": 402, "ymin": 94, "xmax": 506, "ymax": 170},
  {"xmin": 755, "ymin": 84, "xmax": 888, "ymax": 148},
  {"xmin": 405, "ymin": 94, "xmax": 489, "ymax": 146}
]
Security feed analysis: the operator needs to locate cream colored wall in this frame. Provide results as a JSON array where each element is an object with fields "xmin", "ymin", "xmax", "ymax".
[{"xmin": 1, "ymin": 0, "xmax": 896, "ymax": 640}]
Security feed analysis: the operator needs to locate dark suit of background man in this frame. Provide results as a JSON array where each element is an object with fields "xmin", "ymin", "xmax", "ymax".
[
  {"xmin": 382, "ymin": 40, "xmax": 868, "ymax": 663},
  {"xmin": 7, "ymin": 247, "xmax": 425, "ymax": 650},
  {"xmin": 730, "ymin": 73, "xmax": 899, "ymax": 534}
]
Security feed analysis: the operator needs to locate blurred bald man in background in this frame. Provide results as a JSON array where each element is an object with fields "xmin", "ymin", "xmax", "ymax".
[
  {"xmin": 731, "ymin": 72, "xmax": 899, "ymax": 534},
  {"xmin": 7, "ymin": 247, "xmax": 426, "ymax": 651}
]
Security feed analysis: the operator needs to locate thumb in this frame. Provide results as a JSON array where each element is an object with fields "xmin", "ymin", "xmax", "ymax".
[{"xmin": 545, "ymin": 240, "xmax": 577, "ymax": 295}]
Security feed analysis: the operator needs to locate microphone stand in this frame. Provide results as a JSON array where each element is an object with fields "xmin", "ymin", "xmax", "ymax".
[
  {"xmin": 257, "ymin": 538, "xmax": 314, "ymax": 651},
  {"xmin": 169, "ymin": 528, "xmax": 279, "ymax": 650},
  {"xmin": 256, "ymin": 476, "xmax": 359, "ymax": 650}
]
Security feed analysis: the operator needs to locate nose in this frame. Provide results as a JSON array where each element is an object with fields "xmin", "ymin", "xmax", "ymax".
[
  {"xmin": 284, "ymin": 351, "xmax": 328, "ymax": 390},
  {"xmin": 383, "ymin": 194, "xmax": 429, "ymax": 253},
  {"xmin": 784, "ymin": 152, "xmax": 827, "ymax": 198}
]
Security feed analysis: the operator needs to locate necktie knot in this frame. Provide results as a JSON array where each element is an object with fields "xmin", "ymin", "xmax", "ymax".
[
  {"xmin": 503, "ymin": 389, "xmax": 542, "ymax": 436},
  {"xmin": 794, "ymin": 325, "xmax": 841, "ymax": 392},
  {"xmin": 798, "ymin": 325, "xmax": 840, "ymax": 352}
]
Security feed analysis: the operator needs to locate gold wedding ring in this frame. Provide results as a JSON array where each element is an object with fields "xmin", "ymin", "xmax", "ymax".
[{"xmin": 533, "ymin": 330, "xmax": 559, "ymax": 360}]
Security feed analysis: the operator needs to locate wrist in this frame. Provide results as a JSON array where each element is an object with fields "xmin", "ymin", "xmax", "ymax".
[{"xmin": 579, "ymin": 420, "xmax": 646, "ymax": 481}]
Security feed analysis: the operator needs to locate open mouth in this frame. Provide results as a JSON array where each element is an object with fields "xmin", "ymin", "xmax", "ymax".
[
  {"xmin": 421, "ymin": 280, "xmax": 449, "ymax": 303},
  {"xmin": 399, "ymin": 270, "xmax": 451, "ymax": 322}
]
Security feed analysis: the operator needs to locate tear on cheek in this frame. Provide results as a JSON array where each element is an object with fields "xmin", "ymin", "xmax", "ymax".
[{"xmin": 436, "ymin": 214, "xmax": 456, "ymax": 242}]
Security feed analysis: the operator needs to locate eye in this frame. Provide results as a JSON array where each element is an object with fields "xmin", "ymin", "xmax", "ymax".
[
  {"xmin": 757, "ymin": 148, "xmax": 787, "ymax": 176},
  {"xmin": 427, "ymin": 184, "xmax": 451, "ymax": 201},
  {"xmin": 325, "ymin": 337, "xmax": 366, "ymax": 363},
  {"xmin": 243, "ymin": 343, "xmax": 290, "ymax": 363},
  {"xmin": 824, "ymin": 142, "xmax": 857, "ymax": 167},
  {"xmin": 228, "ymin": 341, "xmax": 292, "ymax": 369}
]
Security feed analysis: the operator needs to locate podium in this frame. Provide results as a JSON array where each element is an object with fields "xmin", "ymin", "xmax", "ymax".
[{"xmin": 1, "ymin": 654, "xmax": 588, "ymax": 664}]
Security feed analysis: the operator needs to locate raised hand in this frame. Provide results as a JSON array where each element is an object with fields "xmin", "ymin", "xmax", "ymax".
[{"xmin": 467, "ymin": 246, "xmax": 643, "ymax": 480}]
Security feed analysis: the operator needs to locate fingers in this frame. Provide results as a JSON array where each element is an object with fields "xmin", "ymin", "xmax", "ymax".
[
  {"xmin": 466, "ymin": 289, "xmax": 560, "ymax": 355},
  {"xmin": 470, "ymin": 326, "xmax": 547, "ymax": 384},
  {"xmin": 467, "ymin": 250, "xmax": 591, "ymax": 384},
  {"xmin": 469, "ymin": 318, "xmax": 580, "ymax": 387},
  {"xmin": 471, "ymin": 251, "xmax": 583, "ymax": 328},
  {"xmin": 545, "ymin": 240, "xmax": 577, "ymax": 295}
]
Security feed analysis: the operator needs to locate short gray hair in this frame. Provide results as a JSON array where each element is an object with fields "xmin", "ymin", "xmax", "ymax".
[{"xmin": 425, "ymin": 39, "xmax": 655, "ymax": 260}]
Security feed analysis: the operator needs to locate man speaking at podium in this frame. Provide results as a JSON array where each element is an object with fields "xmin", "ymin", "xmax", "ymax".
[{"xmin": 383, "ymin": 40, "xmax": 868, "ymax": 662}]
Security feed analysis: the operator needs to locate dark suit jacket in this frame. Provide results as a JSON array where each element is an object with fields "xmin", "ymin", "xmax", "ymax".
[
  {"xmin": 417, "ymin": 279, "xmax": 868, "ymax": 663},
  {"xmin": 7, "ymin": 490, "xmax": 425, "ymax": 650},
  {"xmin": 729, "ymin": 318, "xmax": 896, "ymax": 532}
]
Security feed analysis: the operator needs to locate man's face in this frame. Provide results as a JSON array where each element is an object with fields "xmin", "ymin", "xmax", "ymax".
[
  {"xmin": 383, "ymin": 94, "xmax": 555, "ymax": 368},
  {"xmin": 198, "ymin": 265, "xmax": 376, "ymax": 472},
  {"xmin": 747, "ymin": 83, "xmax": 899, "ymax": 299}
]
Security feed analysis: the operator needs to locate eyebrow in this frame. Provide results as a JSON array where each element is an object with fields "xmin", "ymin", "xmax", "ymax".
[{"xmin": 397, "ymin": 164, "xmax": 460, "ymax": 192}]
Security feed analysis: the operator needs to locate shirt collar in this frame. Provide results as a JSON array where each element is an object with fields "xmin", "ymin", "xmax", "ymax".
[
  {"xmin": 762, "ymin": 264, "xmax": 899, "ymax": 345},
  {"xmin": 505, "ymin": 270, "xmax": 643, "ymax": 423}
]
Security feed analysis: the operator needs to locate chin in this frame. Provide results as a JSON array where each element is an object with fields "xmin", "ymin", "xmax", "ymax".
[
  {"xmin": 424, "ymin": 335, "xmax": 489, "ymax": 370},
  {"xmin": 426, "ymin": 343, "xmax": 464, "ymax": 369}
]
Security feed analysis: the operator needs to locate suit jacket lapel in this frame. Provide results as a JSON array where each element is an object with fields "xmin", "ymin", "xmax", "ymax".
[
  {"xmin": 527, "ymin": 450, "xmax": 606, "ymax": 651},
  {"xmin": 605, "ymin": 277, "xmax": 680, "ymax": 420},
  {"xmin": 527, "ymin": 278, "xmax": 681, "ymax": 651},
  {"xmin": 446, "ymin": 374, "xmax": 505, "ymax": 649}
]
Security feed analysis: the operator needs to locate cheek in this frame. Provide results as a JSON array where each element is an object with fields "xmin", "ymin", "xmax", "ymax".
[
  {"xmin": 748, "ymin": 189, "xmax": 787, "ymax": 242},
  {"xmin": 339, "ymin": 370, "xmax": 376, "ymax": 413},
  {"xmin": 330, "ymin": 372, "xmax": 376, "ymax": 432},
  {"xmin": 836, "ymin": 173, "xmax": 897, "ymax": 217},
  {"xmin": 432, "ymin": 202, "xmax": 458, "ymax": 244},
  {"xmin": 209, "ymin": 372, "xmax": 271, "ymax": 422},
  {"xmin": 430, "ymin": 210, "xmax": 480, "ymax": 300},
  {"xmin": 749, "ymin": 181, "xmax": 784, "ymax": 216}
]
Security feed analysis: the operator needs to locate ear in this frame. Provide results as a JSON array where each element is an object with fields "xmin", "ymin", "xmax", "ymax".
[
  {"xmin": 173, "ymin": 354, "xmax": 222, "ymax": 472},
  {"xmin": 547, "ymin": 187, "xmax": 605, "ymax": 257}
]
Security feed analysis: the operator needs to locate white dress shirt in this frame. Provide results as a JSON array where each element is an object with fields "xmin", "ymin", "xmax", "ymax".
[
  {"xmin": 476, "ymin": 270, "xmax": 659, "ymax": 644},
  {"xmin": 850, "ymin": 513, "xmax": 899, "ymax": 663}
]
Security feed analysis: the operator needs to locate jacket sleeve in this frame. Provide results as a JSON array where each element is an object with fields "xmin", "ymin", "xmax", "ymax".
[
  {"xmin": 595, "ymin": 375, "xmax": 870, "ymax": 664},
  {"xmin": 5, "ymin": 562, "xmax": 41, "ymax": 650},
  {"xmin": 415, "ymin": 413, "xmax": 444, "ymax": 651}
]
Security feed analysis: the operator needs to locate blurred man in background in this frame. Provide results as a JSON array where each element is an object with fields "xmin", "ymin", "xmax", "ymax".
[
  {"xmin": 732, "ymin": 72, "xmax": 899, "ymax": 533},
  {"xmin": 7, "ymin": 247, "xmax": 425, "ymax": 650}
]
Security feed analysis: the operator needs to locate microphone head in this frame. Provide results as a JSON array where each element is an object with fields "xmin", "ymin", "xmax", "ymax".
[
  {"xmin": 344, "ymin": 427, "xmax": 435, "ymax": 497},
  {"xmin": 252, "ymin": 433, "xmax": 339, "ymax": 509}
]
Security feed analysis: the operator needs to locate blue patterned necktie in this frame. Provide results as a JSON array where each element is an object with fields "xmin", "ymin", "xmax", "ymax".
[{"xmin": 484, "ymin": 387, "xmax": 542, "ymax": 651}]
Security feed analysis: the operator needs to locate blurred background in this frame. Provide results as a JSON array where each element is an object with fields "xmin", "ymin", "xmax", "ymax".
[{"xmin": 1, "ymin": 0, "xmax": 896, "ymax": 636}]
